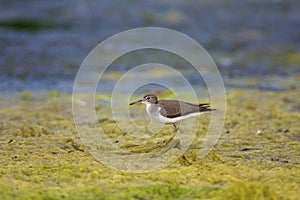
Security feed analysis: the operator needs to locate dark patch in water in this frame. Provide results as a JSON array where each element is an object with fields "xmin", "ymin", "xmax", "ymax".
[{"xmin": 0, "ymin": 18, "xmax": 71, "ymax": 32}]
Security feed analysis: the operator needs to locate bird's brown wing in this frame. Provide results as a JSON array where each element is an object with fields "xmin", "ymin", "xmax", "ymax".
[{"xmin": 158, "ymin": 100, "xmax": 214, "ymax": 118}]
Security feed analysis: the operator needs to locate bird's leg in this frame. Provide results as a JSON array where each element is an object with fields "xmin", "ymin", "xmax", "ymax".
[
  {"xmin": 162, "ymin": 123, "xmax": 179, "ymax": 145},
  {"xmin": 173, "ymin": 123, "xmax": 179, "ymax": 132}
]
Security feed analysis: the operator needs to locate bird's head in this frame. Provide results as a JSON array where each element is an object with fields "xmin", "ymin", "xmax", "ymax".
[{"xmin": 129, "ymin": 94, "xmax": 158, "ymax": 105}]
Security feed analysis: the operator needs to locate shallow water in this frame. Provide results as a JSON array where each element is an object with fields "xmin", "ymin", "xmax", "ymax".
[{"xmin": 1, "ymin": 0, "xmax": 300, "ymax": 93}]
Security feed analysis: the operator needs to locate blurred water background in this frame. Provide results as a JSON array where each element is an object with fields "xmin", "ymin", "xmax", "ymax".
[{"xmin": 1, "ymin": 0, "xmax": 299, "ymax": 93}]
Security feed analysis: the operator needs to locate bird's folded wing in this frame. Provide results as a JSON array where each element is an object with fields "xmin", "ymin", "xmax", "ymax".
[{"xmin": 159, "ymin": 100, "xmax": 209, "ymax": 118}]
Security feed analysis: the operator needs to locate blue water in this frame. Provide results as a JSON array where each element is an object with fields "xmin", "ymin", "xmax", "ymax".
[{"xmin": 1, "ymin": 0, "xmax": 299, "ymax": 93}]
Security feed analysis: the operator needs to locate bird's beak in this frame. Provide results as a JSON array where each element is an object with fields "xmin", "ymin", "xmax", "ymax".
[{"xmin": 129, "ymin": 99, "xmax": 143, "ymax": 105}]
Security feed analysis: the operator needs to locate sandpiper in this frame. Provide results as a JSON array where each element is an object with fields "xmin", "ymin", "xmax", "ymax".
[{"xmin": 130, "ymin": 94, "xmax": 215, "ymax": 144}]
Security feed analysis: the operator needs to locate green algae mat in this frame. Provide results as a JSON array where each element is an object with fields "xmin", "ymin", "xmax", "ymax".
[{"xmin": 0, "ymin": 89, "xmax": 299, "ymax": 200}]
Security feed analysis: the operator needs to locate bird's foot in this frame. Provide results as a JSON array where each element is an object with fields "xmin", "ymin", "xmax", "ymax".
[
  {"xmin": 162, "ymin": 132, "xmax": 177, "ymax": 146},
  {"xmin": 157, "ymin": 138, "xmax": 180, "ymax": 150},
  {"xmin": 156, "ymin": 138, "xmax": 173, "ymax": 147}
]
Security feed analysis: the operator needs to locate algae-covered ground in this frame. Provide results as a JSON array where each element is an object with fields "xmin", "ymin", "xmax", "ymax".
[{"xmin": 0, "ymin": 88, "xmax": 299, "ymax": 200}]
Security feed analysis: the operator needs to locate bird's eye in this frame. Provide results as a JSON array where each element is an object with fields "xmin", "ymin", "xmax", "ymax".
[{"xmin": 146, "ymin": 96, "xmax": 151, "ymax": 100}]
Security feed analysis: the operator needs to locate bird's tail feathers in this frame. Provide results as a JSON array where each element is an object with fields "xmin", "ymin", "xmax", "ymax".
[{"xmin": 199, "ymin": 104, "xmax": 216, "ymax": 112}]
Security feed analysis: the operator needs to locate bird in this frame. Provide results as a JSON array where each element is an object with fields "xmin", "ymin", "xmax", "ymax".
[{"xmin": 129, "ymin": 94, "xmax": 215, "ymax": 144}]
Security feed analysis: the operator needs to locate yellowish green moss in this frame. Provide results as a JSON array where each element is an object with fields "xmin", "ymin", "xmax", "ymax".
[{"xmin": 0, "ymin": 88, "xmax": 299, "ymax": 199}]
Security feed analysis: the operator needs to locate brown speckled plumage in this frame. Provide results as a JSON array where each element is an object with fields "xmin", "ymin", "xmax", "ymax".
[{"xmin": 158, "ymin": 100, "xmax": 214, "ymax": 118}]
